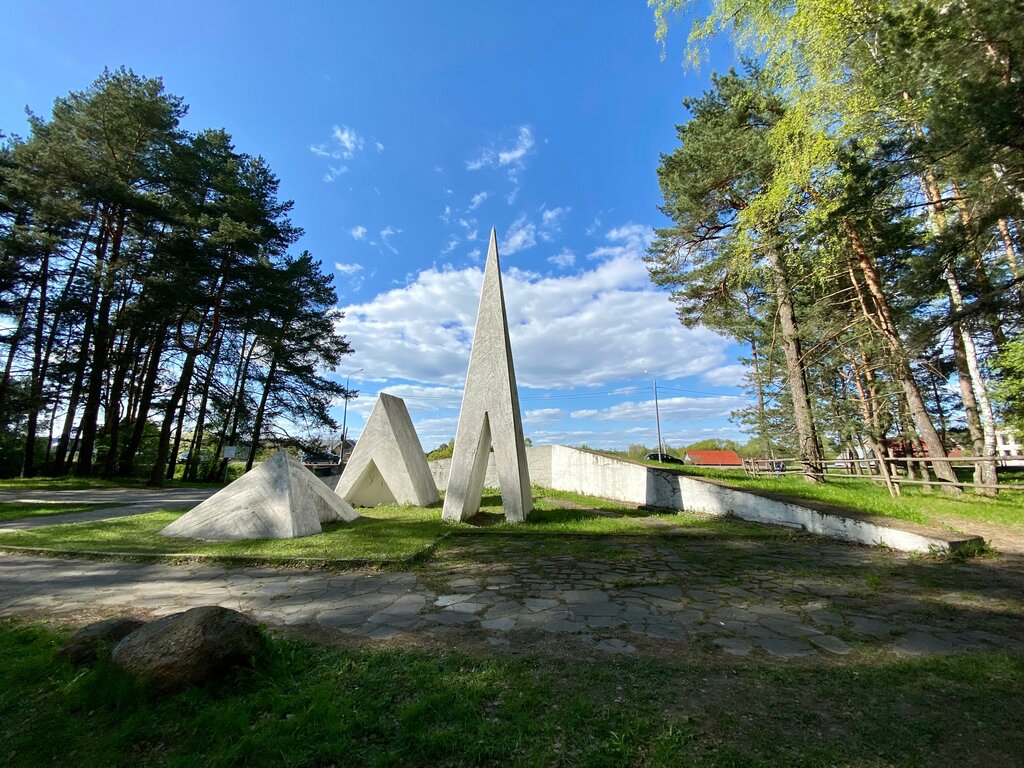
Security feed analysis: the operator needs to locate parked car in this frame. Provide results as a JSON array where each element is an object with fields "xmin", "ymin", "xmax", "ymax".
[
  {"xmin": 302, "ymin": 451, "xmax": 341, "ymax": 464},
  {"xmin": 644, "ymin": 452, "xmax": 685, "ymax": 465}
]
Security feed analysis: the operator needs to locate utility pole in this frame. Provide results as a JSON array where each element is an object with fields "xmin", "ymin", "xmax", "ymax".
[
  {"xmin": 653, "ymin": 378, "xmax": 664, "ymax": 457},
  {"xmin": 644, "ymin": 370, "xmax": 664, "ymax": 458},
  {"xmin": 340, "ymin": 368, "xmax": 363, "ymax": 462}
]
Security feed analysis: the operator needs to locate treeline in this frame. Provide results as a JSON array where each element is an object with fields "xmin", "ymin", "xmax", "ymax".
[
  {"xmin": 0, "ymin": 69, "xmax": 351, "ymax": 483},
  {"xmin": 647, "ymin": 0, "xmax": 1023, "ymax": 494}
]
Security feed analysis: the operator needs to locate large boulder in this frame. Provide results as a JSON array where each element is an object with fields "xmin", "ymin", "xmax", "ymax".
[
  {"xmin": 58, "ymin": 617, "xmax": 146, "ymax": 667},
  {"xmin": 111, "ymin": 606, "xmax": 261, "ymax": 691}
]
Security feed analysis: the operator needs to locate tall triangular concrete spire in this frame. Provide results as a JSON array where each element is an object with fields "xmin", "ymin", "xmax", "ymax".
[
  {"xmin": 335, "ymin": 393, "xmax": 439, "ymax": 507},
  {"xmin": 443, "ymin": 228, "xmax": 532, "ymax": 522}
]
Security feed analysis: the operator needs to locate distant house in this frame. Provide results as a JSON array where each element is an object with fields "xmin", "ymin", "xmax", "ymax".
[
  {"xmin": 684, "ymin": 449, "xmax": 743, "ymax": 467},
  {"xmin": 996, "ymin": 428, "xmax": 1023, "ymax": 467}
]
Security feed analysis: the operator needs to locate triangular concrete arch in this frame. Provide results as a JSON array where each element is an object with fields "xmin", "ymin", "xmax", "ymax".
[
  {"xmin": 335, "ymin": 393, "xmax": 439, "ymax": 507},
  {"xmin": 159, "ymin": 452, "xmax": 358, "ymax": 540},
  {"xmin": 442, "ymin": 229, "xmax": 532, "ymax": 523}
]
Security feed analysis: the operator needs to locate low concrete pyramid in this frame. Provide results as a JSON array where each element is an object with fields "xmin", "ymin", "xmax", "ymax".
[
  {"xmin": 443, "ymin": 229, "xmax": 532, "ymax": 523},
  {"xmin": 335, "ymin": 393, "xmax": 439, "ymax": 507},
  {"xmin": 159, "ymin": 452, "xmax": 359, "ymax": 541}
]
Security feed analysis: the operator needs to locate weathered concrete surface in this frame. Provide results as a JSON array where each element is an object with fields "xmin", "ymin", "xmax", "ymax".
[
  {"xmin": 160, "ymin": 452, "xmax": 358, "ymax": 541},
  {"xmin": 431, "ymin": 446, "xmax": 982, "ymax": 554},
  {"xmin": 443, "ymin": 229, "xmax": 532, "ymax": 523},
  {"xmin": 335, "ymin": 394, "xmax": 439, "ymax": 507}
]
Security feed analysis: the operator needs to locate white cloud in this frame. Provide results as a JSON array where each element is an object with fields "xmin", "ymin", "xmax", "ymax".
[
  {"xmin": 380, "ymin": 226, "xmax": 401, "ymax": 254},
  {"xmin": 440, "ymin": 205, "xmax": 452, "ymax": 224},
  {"xmin": 441, "ymin": 236, "xmax": 460, "ymax": 255},
  {"xmin": 375, "ymin": 141, "xmax": 385, "ymax": 152},
  {"xmin": 497, "ymin": 126, "xmax": 535, "ymax": 167},
  {"xmin": 466, "ymin": 125, "xmax": 535, "ymax": 202},
  {"xmin": 539, "ymin": 205, "xmax": 571, "ymax": 242},
  {"xmin": 588, "ymin": 223, "xmax": 653, "ymax": 261},
  {"xmin": 323, "ymin": 165, "xmax": 348, "ymax": 182},
  {"xmin": 525, "ymin": 408, "xmax": 564, "ymax": 424},
  {"xmin": 548, "ymin": 248, "xmax": 575, "ymax": 269},
  {"xmin": 337, "ymin": 223, "xmax": 731, "ymax": 389},
  {"xmin": 467, "ymin": 247, "xmax": 482, "ymax": 262},
  {"xmin": 541, "ymin": 206, "xmax": 570, "ymax": 228},
  {"xmin": 310, "ymin": 144, "xmax": 341, "ymax": 159},
  {"xmin": 570, "ymin": 395, "xmax": 747, "ymax": 423},
  {"xmin": 501, "ymin": 214, "xmax": 536, "ymax": 255},
  {"xmin": 466, "ymin": 229, "xmax": 479, "ymax": 242},
  {"xmin": 468, "ymin": 191, "xmax": 489, "ymax": 211},
  {"xmin": 457, "ymin": 217, "xmax": 475, "ymax": 230},
  {"xmin": 350, "ymin": 226, "xmax": 367, "ymax": 240},
  {"xmin": 334, "ymin": 262, "xmax": 364, "ymax": 276},
  {"xmin": 701, "ymin": 364, "xmax": 749, "ymax": 387},
  {"xmin": 311, "ymin": 124, "xmax": 369, "ymax": 182},
  {"xmin": 331, "ymin": 125, "xmax": 364, "ymax": 157}
]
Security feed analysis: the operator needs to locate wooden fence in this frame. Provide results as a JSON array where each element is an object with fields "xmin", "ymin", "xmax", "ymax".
[{"xmin": 741, "ymin": 455, "xmax": 1024, "ymax": 494}]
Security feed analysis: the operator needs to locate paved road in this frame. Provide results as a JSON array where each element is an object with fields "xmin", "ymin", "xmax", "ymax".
[
  {"xmin": 2, "ymin": 532, "xmax": 1022, "ymax": 658},
  {"xmin": 0, "ymin": 488, "xmax": 217, "ymax": 531}
]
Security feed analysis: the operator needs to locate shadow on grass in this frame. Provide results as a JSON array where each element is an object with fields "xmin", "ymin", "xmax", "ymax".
[{"xmin": 2, "ymin": 619, "xmax": 1023, "ymax": 768}]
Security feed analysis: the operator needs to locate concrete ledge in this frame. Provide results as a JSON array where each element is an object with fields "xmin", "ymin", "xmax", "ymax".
[{"xmin": 430, "ymin": 445, "xmax": 984, "ymax": 554}]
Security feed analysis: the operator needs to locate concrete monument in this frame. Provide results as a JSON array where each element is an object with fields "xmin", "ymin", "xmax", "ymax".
[
  {"xmin": 442, "ymin": 228, "xmax": 532, "ymax": 522},
  {"xmin": 159, "ymin": 451, "xmax": 358, "ymax": 540},
  {"xmin": 334, "ymin": 393, "xmax": 440, "ymax": 507}
]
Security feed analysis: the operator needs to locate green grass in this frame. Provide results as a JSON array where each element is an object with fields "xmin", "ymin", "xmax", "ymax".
[
  {"xmin": 0, "ymin": 492, "xmax": 637, "ymax": 561},
  {"xmin": 0, "ymin": 475, "xmax": 229, "ymax": 491},
  {"xmin": 596, "ymin": 451, "xmax": 1024, "ymax": 531},
  {"xmin": 0, "ymin": 506, "xmax": 447, "ymax": 562},
  {"xmin": 0, "ymin": 502, "xmax": 126, "ymax": 523},
  {"xmin": 2, "ymin": 619, "xmax": 1022, "ymax": 767},
  {"xmin": 0, "ymin": 488, "xmax": 742, "ymax": 563}
]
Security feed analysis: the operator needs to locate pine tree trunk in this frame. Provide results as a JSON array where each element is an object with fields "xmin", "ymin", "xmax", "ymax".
[
  {"xmin": 946, "ymin": 272, "xmax": 999, "ymax": 494},
  {"xmin": 147, "ymin": 348, "xmax": 198, "ymax": 487},
  {"xmin": 118, "ymin": 328, "xmax": 166, "ymax": 476},
  {"xmin": 765, "ymin": 247, "xmax": 822, "ymax": 482},
  {"xmin": 844, "ymin": 222, "xmax": 961, "ymax": 491},
  {"xmin": 76, "ymin": 209, "xmax": 125, "ymax": 476},
  {"xmin": 21, "ymin": 249, "xmax": 50, "ymax": 477},
  {"xmin": 245, "ymin": 355, "xmax": 278, "ymax": 472},
  {"xmin": 184, "ymin": 332, "xmax": 223, "ymax": 481},
  {"xmin": 952, "ymin": 322, "xmax": 985, "ymax": 486}
]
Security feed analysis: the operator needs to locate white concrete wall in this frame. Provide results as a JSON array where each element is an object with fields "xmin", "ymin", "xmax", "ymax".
[{"xmin": 429, "ymin": 445, "xmax": 976, "ymax": 553}]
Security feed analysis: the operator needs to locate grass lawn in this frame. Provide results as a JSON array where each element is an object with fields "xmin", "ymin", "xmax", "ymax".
[
  {"xmin": 624, "ymin": 455, "xmax": 1024, "ymax": 531},
  {"xmin": 0, "ymin": 475, "xmax": 228, "ymax": 492},
  {"xmin": 0, "ymin": 502, "xmax": 126, "ymax": 523},
  {"xmin": 2, "ymin": 619, "xmax": 1022, "ymax": 767},
  {"xmin": 0, "ymin": 490, "xmax": 690, "ymax": 562}
]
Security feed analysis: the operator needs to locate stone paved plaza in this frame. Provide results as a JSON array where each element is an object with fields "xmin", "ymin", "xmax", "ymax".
[{"xmin": 2, "ymin": 525, "xmax": 1022, "ymax": 659}]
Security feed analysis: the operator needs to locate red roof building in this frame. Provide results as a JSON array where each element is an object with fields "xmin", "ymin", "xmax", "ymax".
[{"xmin": 684, "ymin": 449, "xmax": 743, "ymax": 467}]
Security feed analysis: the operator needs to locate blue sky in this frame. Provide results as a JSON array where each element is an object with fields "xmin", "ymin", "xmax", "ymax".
[{"xmin": 1, "ymin": 1, "xmax": 750, "ymax": 451}]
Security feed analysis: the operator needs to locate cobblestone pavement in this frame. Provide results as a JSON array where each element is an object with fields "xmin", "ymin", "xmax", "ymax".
[
  {"xmin": 2, "ymin": 529, "xmax": 1022, "ymax": 659},
  {"xmin": 0, "ymin": 488, "xmax": 217, "ymax": 531}
]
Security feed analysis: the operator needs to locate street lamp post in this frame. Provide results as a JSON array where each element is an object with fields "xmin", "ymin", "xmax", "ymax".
[
  {"xmin": 340, "ymin": 368, "xmax": 363, "ymax": 461},
  {"xmin": 644, "ymin": 370, "xmax": 664, "ymax": 458}
]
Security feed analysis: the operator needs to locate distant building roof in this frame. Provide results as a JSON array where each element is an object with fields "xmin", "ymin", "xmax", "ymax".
[{"xmin": 685, "ymin": 450, "xmax": 742, "ymax": 466}]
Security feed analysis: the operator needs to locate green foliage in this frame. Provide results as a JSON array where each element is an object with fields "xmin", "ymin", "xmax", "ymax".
[
  {"xmin": 0, "ymin": 68, "xmax": 354, "ymax": 483},
  {"xmin": 993, "ymin": 339, "xmax": 1024, "ymax": 436},
  {"xmin": 426, "ymin": 438, "xmax": 455, "ymax": 461}
]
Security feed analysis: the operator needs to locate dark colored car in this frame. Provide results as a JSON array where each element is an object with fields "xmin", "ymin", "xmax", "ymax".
[
  {"xmin": 644, "ymin": 452, "xmax": 685, "ymax": 465},
  {"xmin": 302, "ymin": 451, "xmax": 341, "ymax": 464}
]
